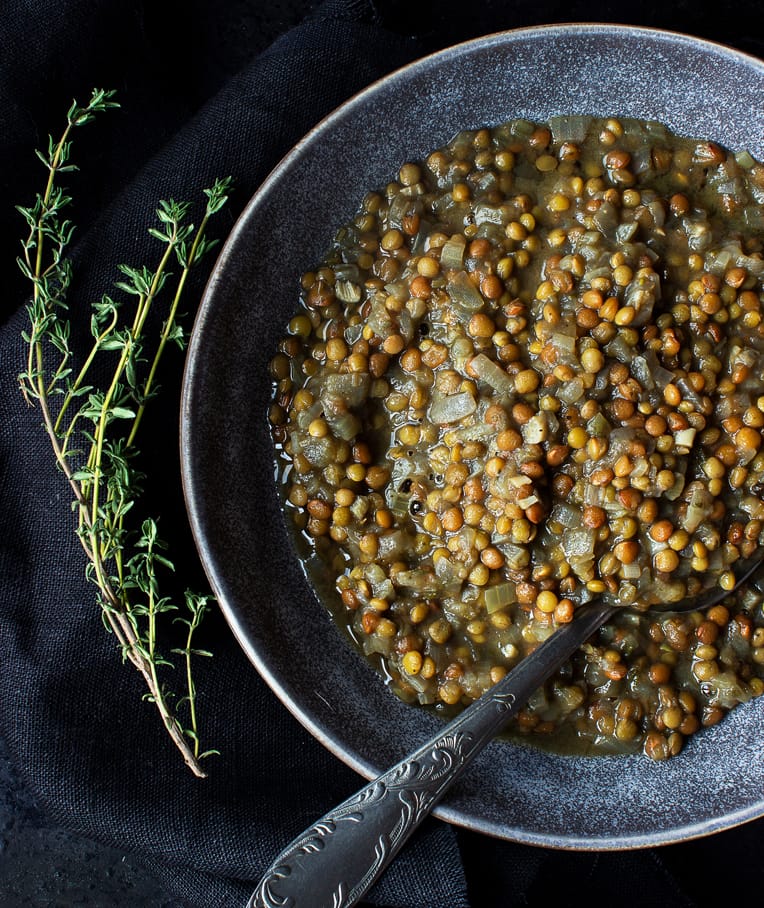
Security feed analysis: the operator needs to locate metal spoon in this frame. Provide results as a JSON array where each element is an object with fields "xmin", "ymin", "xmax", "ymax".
[{"xmin": 249, "ymin": 552, "xmax": 764, "ymax": 908}]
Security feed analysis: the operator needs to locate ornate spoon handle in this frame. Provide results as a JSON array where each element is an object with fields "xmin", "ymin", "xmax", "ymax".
[{"xmin": 249, "ymin": 598, "xmax": 614, "ymax": 908}]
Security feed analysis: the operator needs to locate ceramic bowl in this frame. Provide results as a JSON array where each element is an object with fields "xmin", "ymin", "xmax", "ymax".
[{"xmin": 181, "ymin": 24, "xmax": 764, "ymax": 847}]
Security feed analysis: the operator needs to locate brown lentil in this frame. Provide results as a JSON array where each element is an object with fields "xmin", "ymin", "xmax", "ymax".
[{"xmin": 271, "ymin": 116, "xmax": 764, "ymax": 762}]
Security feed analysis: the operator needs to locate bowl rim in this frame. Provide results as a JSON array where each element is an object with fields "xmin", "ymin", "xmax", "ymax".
[{"xmin": 181, "ymin": 21, "xmax": 764, "ymax": 849}]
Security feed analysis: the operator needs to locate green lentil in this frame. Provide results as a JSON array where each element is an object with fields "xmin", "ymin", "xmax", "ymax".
[{"xmin": 270, "ymin": 116, "xmax": 764, "ymax": 761}]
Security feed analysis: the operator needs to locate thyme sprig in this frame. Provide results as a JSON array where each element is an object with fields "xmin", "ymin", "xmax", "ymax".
[{"xmin": 17, "ymin": 88, "xmax": 231, "ymax": 777}]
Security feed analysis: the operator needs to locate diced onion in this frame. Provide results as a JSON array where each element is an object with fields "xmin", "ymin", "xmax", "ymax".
[
  {"xmin": 522, "ymin": 413, "xmax": 550, "ymax": 444},
  {"xmin": 624, "ymin": 269, "xmax": 660, "ymax": 326},
  {"xmin": 411, "ymin": 220, "xmax": 432, "ymax": 255},
  {"xmin": 592, "ymin": 200, "xmax": 619, "ymax": 239},
  {"xmin": 335, "ymin": 280, "xmax": 361, "ymax": 303},
  {"xmin": 296, "ymin": 400, "xmax": 324, "ymax": 430},
  {"xmin": 440, "ymin": 234, "xmax": 466, "ymax": 270},
  {"xmin": 327, "ymin": 412, "xmax": 360, "ymax": 440},
  {"xmin": 663, "ymin": 474, "xmax": 686, "ymax": 501},
  {"xmin": 386, "ymin": 490, "xmax": 411, "ymax": 517},
  {"xmin": 395, "ymin": 570, "xmax": 439, "ymax": 593},
  {"xmin": 324, "ymin": 373, "xmax": 370, "ymax": 408},
  {"xmin": 469, "ymin": 353, "xmax": 514, "ymax": 395},
  {"xmin": 485, "ymin": 582, "xmax": 517, "ymax": 613},
  {"xmin": 550, "ymin": 332, "xmax": 576, "ymax": 354},
  {"xmin": 615, "ymin": 221, "xmax": 639, "ymax": 243},
  {"xmin": 556, "ymin": 376, "xmax": 585, "ymax": 403},
  {"xmin": 643, "ymin": 349, "xmax": 675, "ymax": 389},
  {"xmin": 630, "ymin": 356, "xmax": 655, "ymax": 391},
  {"xmin": 385, "ymin": 193, "xmax": 412, "ymax": 229},
  {"xmin": 495, "ymin": 542, "xmax": 530, "ymax": 570},
  {"xmin": 683, "ymin": 485, "xmax": 713, "ymax": 533},
  {"xmin": 562, "ymin": 528, "xmax": 596, "ymax": 559},
  {"xmin": 605, "ymin": 334, "xmax": 635, "ymax": 363},
  {"xmin": 384, "ymin": 280, "xmax": 408, "ymax": 302},
  {"xmin": 736, "ymin": 149, "xmax": 757, "ymax": 169},
  {"xmin": 474, "ymin": 203, "xmax": 506, "ymax": 226},
  {"xmin": 447, "ymin": 270, "xmax": 484, "ymax": 313},
  {"xmin": 451, "ymin": 422, "xmax": 495, "ymax": 442},
  {"xmin": 301, "ymin": 437, "xmax": 336, "ymax": 468},
  {"xmin": 428, "ymin": 391, "xmax": 477, "ymax": 424},
  {"xmin": 366, "ymin": 297, "xmax": 394, "ymax": 335},
  {"xmin": 377, "ymin": 531, "xmax": 407, "ymax": 561},
  {"xmin": 674, "ymin": 427, "xmax": 697, "ymax": 448},
  {"xmin": 548, "ymin": 114, "xmax": 592, "ymax": 144}
]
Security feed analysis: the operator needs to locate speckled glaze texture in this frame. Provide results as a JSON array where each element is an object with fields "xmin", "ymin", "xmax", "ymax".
[{"xmin": 181, "ymin": 25, "xmax": 764, "ymax": 848}]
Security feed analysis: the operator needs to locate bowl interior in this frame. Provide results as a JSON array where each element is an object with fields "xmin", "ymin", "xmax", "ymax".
[{"xmin": 181, "ymin": 24, "xmax": 764, "ymax": 847}]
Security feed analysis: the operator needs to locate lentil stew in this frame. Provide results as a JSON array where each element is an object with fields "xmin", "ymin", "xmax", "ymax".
[{"xmin": 268, "ymin": 116, "xmax": 764, "ymax": 760}]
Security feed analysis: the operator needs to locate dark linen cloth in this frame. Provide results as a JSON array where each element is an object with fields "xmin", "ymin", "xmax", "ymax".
[{"xmin": 1, "ymin": 1, "xmax": 764, "ymax": 906}]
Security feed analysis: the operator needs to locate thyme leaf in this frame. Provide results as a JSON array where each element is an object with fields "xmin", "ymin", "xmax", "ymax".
[{"xmin": 18, "ymin": 88, "xmax": 231, "ymax": 777}]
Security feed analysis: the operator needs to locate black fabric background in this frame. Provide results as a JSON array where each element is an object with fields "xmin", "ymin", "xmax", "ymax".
[{"xmin": 2, "ymin": 1, "xmax": 764, "ymax": 905}]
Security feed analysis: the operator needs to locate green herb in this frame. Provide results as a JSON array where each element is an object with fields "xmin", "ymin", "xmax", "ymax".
[{"xmin": 17, "ymin": 88, "xmax": 232, "ymax": 777}]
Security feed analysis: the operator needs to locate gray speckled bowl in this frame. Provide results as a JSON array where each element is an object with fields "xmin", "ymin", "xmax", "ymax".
[{"xmin": 181, "ymin": 24, "xmax": 764, "ymax": 848}]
